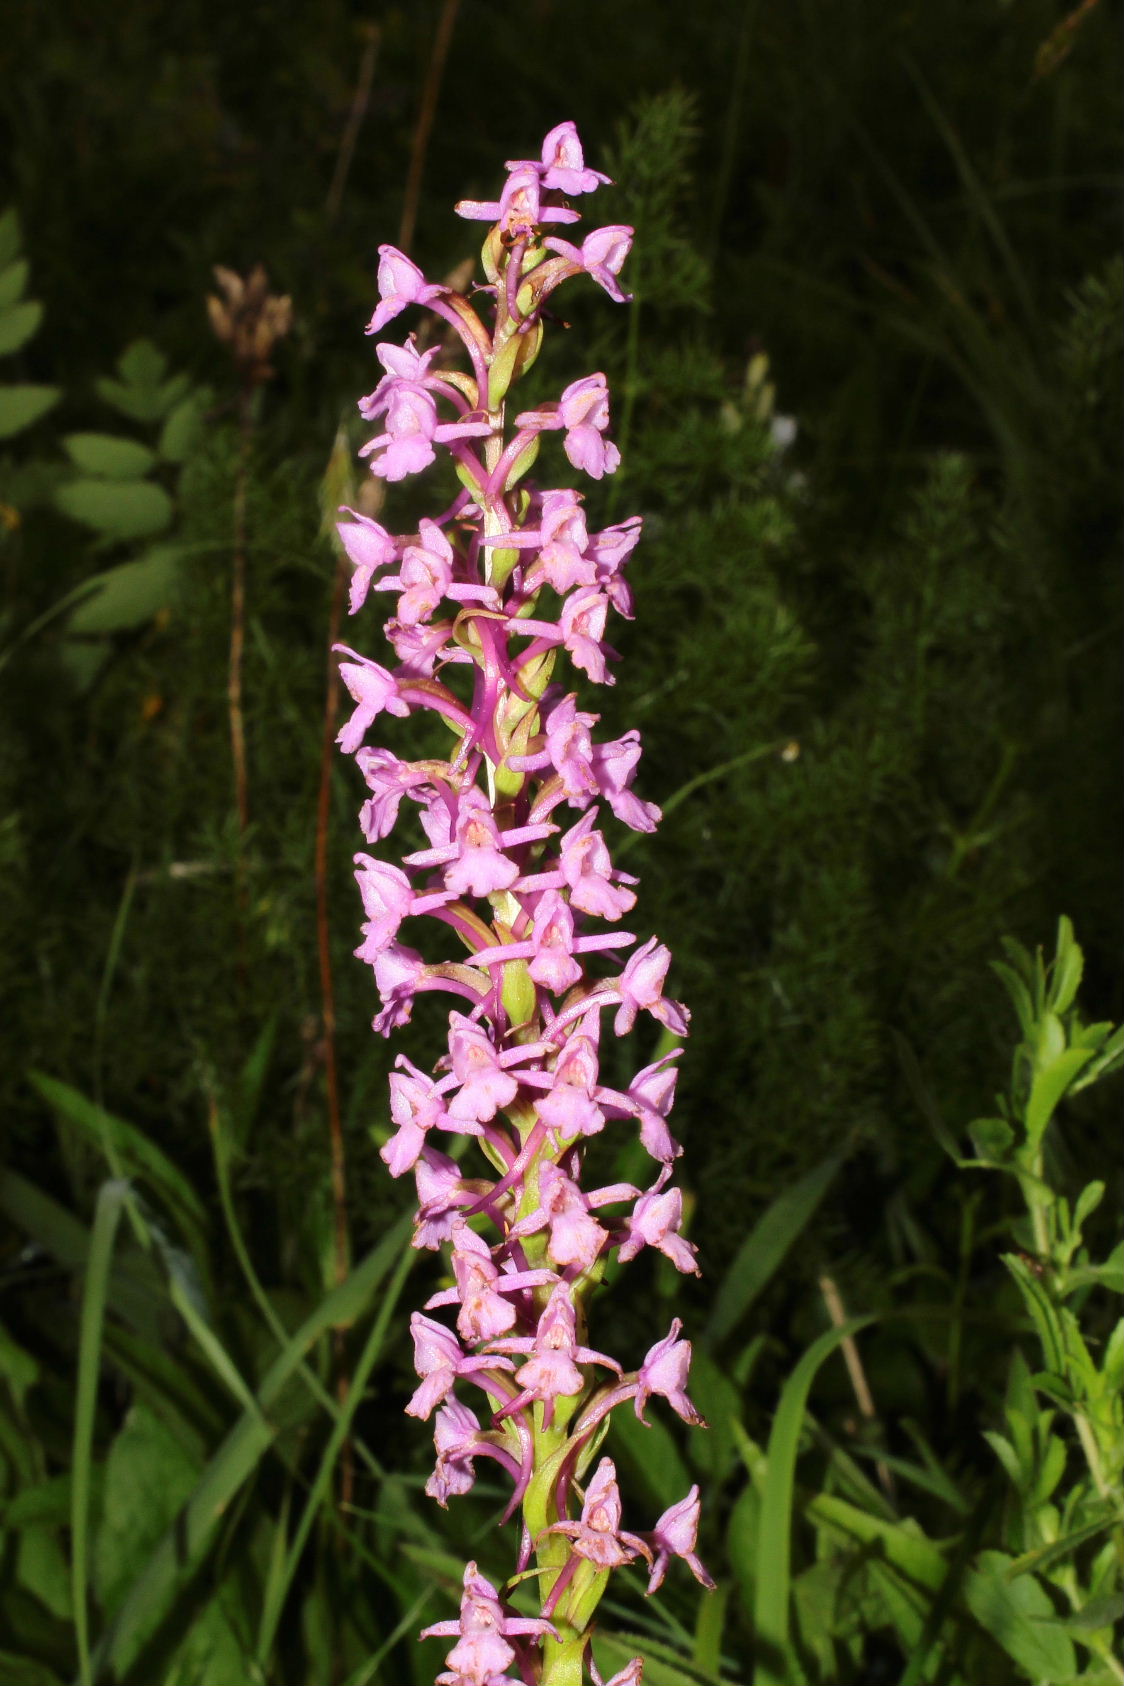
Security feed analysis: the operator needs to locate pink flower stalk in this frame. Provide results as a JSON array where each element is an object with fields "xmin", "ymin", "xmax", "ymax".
[{"xmin": 338, "ymin": 122, "xmax": 709, "ymax": 1686}]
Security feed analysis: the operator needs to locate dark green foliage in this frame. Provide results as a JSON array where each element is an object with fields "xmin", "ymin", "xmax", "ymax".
[{"xmin": 0, "ymin": 3, "xmax": 1120, "ymax": 1681}]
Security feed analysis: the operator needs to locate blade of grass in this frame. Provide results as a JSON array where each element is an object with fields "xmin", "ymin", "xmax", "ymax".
[
  {"xmin": 703, "ymin": 1155, "xmax": 843, "ymax": 1350},
  {"xmin": 72, "ymin": 1179, "xmax": 128, "ymax": 1686},
  {"xmin": 753, "ymin": 1316, "xmax": 876, "ymax": 1685}
]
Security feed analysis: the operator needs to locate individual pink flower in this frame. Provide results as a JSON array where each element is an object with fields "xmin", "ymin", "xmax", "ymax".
[
  {"xmin": 591, "ymin": 733, "xmax": 661, "ymax": 832},
  {"xmin": 361, "ymin": 383, "xmax": 489, "ymax": 482},
  {"xmin": 355, "ymin": 748, "xmax": 434, "ymax": 840},
  {"xmin": 426, "ymin": 1398, "xmax": 483, "ymax": 1505},
  {"xmin": 423, "ymin": 1562, "xmax": 557, "ymax": 1686},
  {"xmin": 353, "ymin": 854, "xmax": 415, "ymax": 959},
  {"xmin": 643, "ymin": 1487, "xmax": 715, "ymax": 1595},
  {"xmin": 626, "ymin": 1053, "xmax": 683, "ymax": 1164},
  {"xmin": 335, "ymin": 647, "xmax": 409, "ymax": 754},
  {"xmin": 543, "ymin": 1457, "xmax": 650, "ymax": 1569},
  {"xmin": 456, "ymin": 162, "xmax": 580, "ymax": 234},
  {"xmin": 613, "ymin": 937, "xmax": 689, "ymax": 1036},
  {"xmin": 527, "ymin": 890, "xmax": 583, "ymax": 993},
  {"xmin": 382, "ymin": 1057, "xmax": 448, "ymax": 1177},
  {"xmin": 489, "ymin": 1282, "xmax": 620, "ymax": 1419},
  {"xmin": 617, "ymin": 1171, "xmax": 700, "ymax": 1275},
  {"xmin": 532, "ymin": 1033, "xmax": 606, "ymax": 1142},
  {"xmin": 532, "ymin": 121, "xmax": 611, "ymax": 195},
  {"xmin": 337, "ymin": 507, "xmax": 398, "ymax": 614},
  {"xmin": 445, "ymin": 788, "xmax": 520, "ymax": 898},
  {"xmin": 365, "ymin": 244, "xmax": 446, "ymax": 336},
  {"xmin": 634, "ymin": 1320, "xmax": 705, "ymax": 1427},
  {"xmin": 508, "ymin": 1159, "xmax": 608, "ymax": 1272},
  {"xmin": 444, "ymin": 1014, "xmax": 519, "ymax": 1124},
  {"xmin": 543, "ymin": 225, "xmax": 634, "ymax": 303},
  {"xmin": 404, "ymin": 1312, "xmax": 513, "ymax": 1419},
  {"xmin": 559, "ymin": 811, "xmax": 637, "ymax": 921}
]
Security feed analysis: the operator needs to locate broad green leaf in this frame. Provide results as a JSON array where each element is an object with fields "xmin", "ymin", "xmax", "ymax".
[
  {"xmin": 93, "ymin": 1402, "xmax": 199, "ymax": 1617},
  {"xmin": 703, "ymin": 1154, "xmax": 842, "ymax": 1348},
  {"xmin": 753, "ymin": 1317, "xmax": 876, "ymax": 1684},
  {"xmin": 117, "ymin": 338, "xmax": 168, "ymax": 386},
  {"xmin": 65, "ymin": 547, "xmax": 181, "ymax": 635},
  {"xmin": 963, "ymin": 1551, "xmax": 1076, "ymax": 1681},
  {"xmin": 158, "ymin": 391, "xmax": 208, "ymax": 462},
  {"xmin": 5, "ymin": 1470, "xmax": 101, "ymax": 1531},
  {"xmin": 0, "ymin": 300, "xmax": 42, "ymax": 355},
  {"xmin": 1025, "ymin": 1047, "xmax": 1094, "ymax": 1147},
  {"xmin": 0, "ymin": 384, "xmax": 60, "ymax": 438},
  {"xmin": 0, "ymin": 258, "xmax": 30, "ymax": 309},
  {"xmin": 17, "ymin": 1526, "xmax": 72, "ymax": 1620},
  {"xmin": 62, "ymin": 432, "xmax": 157, "ymax": 479},
  {"xmin": 53, "ymin": 478, "xmax": 173, "ymax": 540}
]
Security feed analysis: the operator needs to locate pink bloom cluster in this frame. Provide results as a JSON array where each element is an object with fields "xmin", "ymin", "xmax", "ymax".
[{"xmin": 339, "ymin": 122, "xmax": 711, "ymax": 1686}]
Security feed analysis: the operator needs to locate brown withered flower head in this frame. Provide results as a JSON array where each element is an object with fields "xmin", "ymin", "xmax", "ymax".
[{"xmin": 207, "ymin": 264, "xmax": 293, "ymax": 385}]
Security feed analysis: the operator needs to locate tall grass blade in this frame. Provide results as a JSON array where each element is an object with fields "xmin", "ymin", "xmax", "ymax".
[
  {"xmin": 72, "ymin": 1179, "xmax": 128, "ymax": 1686},
  {"xmin": 703, "ymin": 1155, "xmax": 842, "ymax": 1350},
  {"xmin": 752, "ymin": 1316, "xmax": 876, "ymax": 1685}
]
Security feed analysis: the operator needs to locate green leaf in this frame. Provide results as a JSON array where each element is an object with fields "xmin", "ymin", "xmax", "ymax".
[
  {"xmin": 704, "ymin": 1155, "xmax": 842, "ymax": 1349},
  {"xmin": 73, "ymin": 1179, "xmax": 129, "ymax": 1686},
  {"xmin": 1025, "ymin": 1047, "xmax": 1095, "ymax": 1147},
  {"xmin": 53, "ymin": 478, "xmax": 173, "ymax": 540},
  {"xmin": 17, "ymin": 1526, "xmax": 72, "ymax": 1620},
  {"xmin": 65, "ymin": 547, "xmax": 181, "ymax": 635},
  {"xmin": 0, "ymin": 300, "xmax": 43, "ymax": 355},
  {"xmin": 990, "ymin": 959, "xmax": 1035, "ymax": 1038},
  {"xmin": 1002, "ymin": 1253, "xmax": 1066, "ymax": 1373},
  {"xmin": 753, "ymin": 1317, "xmax": 876, "ymax": 1684},
  {"xmin": 963, "ymin": 1551, "xmax": 1076, "ymax": 1681},
  {"xmin": 1005, "ymin": 1516, "xmax": 1118, "ymax": 1579},
  {"xmin": 158, "ymin": 391, "xmax": 209, "ymax": 463},
  {"xmin": 118, "ymin": 338, "xmax": 168, "ymax": 386},
  {"xmin": 967, "ymin": 1116, "xmax": 1014, "ymax": 1162},
  {"xmin": 0, "ymin": 384, "xmax": 61, "ymax": 438},
  {"xmin": 62, "ymin": 432, "xmax": 158, "ymax": 479},
  {"xmin": 1049, "ymin": 918, "xmax": 1083, "ymax": 1013},
  {"xmin": 0, "ymin": 258, "xmax": 30, "ymax": 309},
  {"xmin": 93, "ymin": 1402, "xmax": 200, "ymax": 1617}
]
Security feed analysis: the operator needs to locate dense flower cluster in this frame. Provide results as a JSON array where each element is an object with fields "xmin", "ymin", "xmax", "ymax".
[{"xmin": 338, "ymin": 122, "xmax": 711, "ymax": 1686}]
